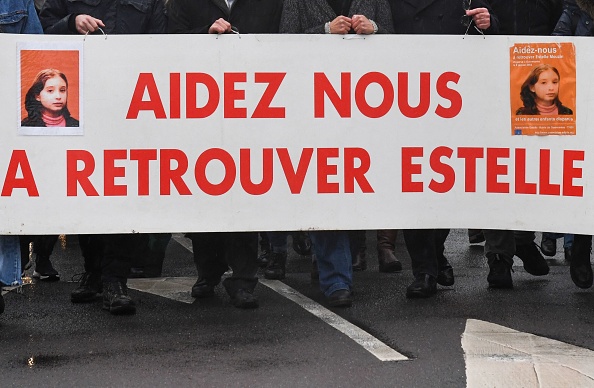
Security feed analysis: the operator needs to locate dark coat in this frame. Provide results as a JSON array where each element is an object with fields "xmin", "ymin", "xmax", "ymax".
[
  {"xmin": 388, "ymin": 0, "xmax": 499, "ymax": 35},
  {"xmin": 21, "ymin": 115, "xmax": 80, "ymax": 127},
  {"xmin": 167, "ymin": 0, "xmax": 283, "ymax": 34},
  {"xmin": 494, "ymin": 0, "xmax": 563, "ymax": 35},
  {"xmin": 39, "ymin": 0, "xmax": 167, "ymax": 34},
  {"xmin": 552, "ymin": 0, "xmax": 594, "ymax": 36},
  {"xmin": 279, "ymin": 0, "xmax": 394, "ymax": 34}
]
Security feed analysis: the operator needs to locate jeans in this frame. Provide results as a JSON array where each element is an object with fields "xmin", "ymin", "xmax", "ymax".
[
  {"xmin": 0, "ymin": 236, "xmax": 22, "ymax": 286},
  {"xmin": 309, "ymin": 231, "xmax": 352, "ymax": 297}
]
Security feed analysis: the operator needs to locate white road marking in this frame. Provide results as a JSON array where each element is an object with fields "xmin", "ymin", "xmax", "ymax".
[
  {"xmin": 260, "ymin": 279, "xmax": 408, "ymax": 362},
  {"xmin": 462, "ymin": 319, "xmax": 594, "ymax": 387},
  {"xmin": 128, "ymin": 277, "xmax": 196, "ymax": 304}
]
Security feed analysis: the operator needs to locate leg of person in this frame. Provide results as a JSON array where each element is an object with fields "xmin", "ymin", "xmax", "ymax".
[
  {"xmin": 468, "ymin": 229, "xmax": 485, "ymax": 244},
  {"xmin": 436, "ymin": 229, "xmax": 454, "ymax": 286},
  {"xmin": 101, "ymin": 234, "xmax": 137, "ymax": 315},
  {"xmin": 376, "ymin": 229, "xmax": 402, "ymax": 273},
  {"xmin": 309, "ymin": 230, "xmax": 353, "ymax": 307},
  {"xmin": 257, "ymin": 232, "xmax": 272, "ymax": 268},
  {"xmin": 514, "ymin": 230, "xmax": 549, "ymax": 276},
  {"xmin": 187, "ymin": 232, "xmax": 228, "ymax": 298},
  {"xmin": 483, "ymin": 229, "xmax": 515, "ymax": 289},
  {"xmin": 0, "ymin": 235, "xmax": 22, "ymax": 287},
  {"xmin": 129, "ymin": 233, "xmax": 151, "ymax": 278},
  {"xmin": 19, "ymin": 235, "xmax": 32, "ymax": 275},
  {"xmin": 564, "ymin": 234, "xmax": 574, "ymax": 262},
  {"xmin": 264, "ymin": 231, "xmax": 288, "ymax": 280},
  {"xmin": 140, "ymin": 233, "xmax": 171, "ymax": 278},
  {"xmin": 570, "ymin": 234, "xmax": 593, "ymax": 289},
  {"xmin": 349, "ymin": 230, "xmax": 367, "ymax": 272},
  {"xmin": 540, "ymin": 232, "xmax": 560, "ymax": 257},
  {"xmin": 71, "ymin": 234, "xmax": 104, "ymax": 303},
  {"xmin": 221, "ymin": 232, "xmax": 259, "ymax": 309},
  {"xmin": 32, "ymin": 235, "xmax": 59, "ymax": 281},
  {"xmin": 403, "ymin": 229, "xmax": 438, "ymax": 298}
]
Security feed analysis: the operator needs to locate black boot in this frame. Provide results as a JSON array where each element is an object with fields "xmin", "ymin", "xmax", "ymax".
[
  {"xmin": 32, "ymin": 255, "xmax": 59, "ymax": 281},
  {"xmin": 264, "ymin": 252, "xmax": 287, "ymax": 280},
  {"xmin": 71, "ymin": 272, "xmax": 102, "ymax": 303},
  {"xmin": 292, "ymin": 232, "xmax": 312, "ymax": 256},
  {"xmin": 515, "ymin": 243, "xmax": 549, "ymax": 276},
  {"xmin": 191, "ymin": 278, "xmax": 216, "ymax": 298},
  {"xmin": 352, "ymin": 251, "xmax": 367, "ymax": 271},
  {"xmin": 102, "ymin": 281, "xmax": 136, "ymax": 315},
  {"xmin": 406, "ymin": 274, "xmax": 437, "ymax": 298},
  {"xmin": 487, "ymin": 253, "xmax": 514, "ymax": 289}
]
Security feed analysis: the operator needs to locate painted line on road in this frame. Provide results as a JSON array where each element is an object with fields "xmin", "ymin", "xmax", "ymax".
[
  {"xmin": 462, "ymin": 319, "xmax": 594, "ymax": 387},
  {"xmin": 260, "ymin": 279, "xmax": 408, "ymax": 362}
]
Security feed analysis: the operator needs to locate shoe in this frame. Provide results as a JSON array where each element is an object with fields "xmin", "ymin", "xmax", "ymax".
[
  {"xmin": 71, "ymin": 272, "xmax": 102, "ymax": 303},
  {"xmin": 437, "ymin": 264, "xmax": 455, "ymax": 286},
  {"xmin": 256, "ymin": 247, "xmax": 271, "ymax": 269},
  {"xmin": 487, "ymin": 253, "xmax": 514, "ymax": 289},
  {"xmin": 230, "ymin": 289, "xmax": 259, "ymax": 309},
  {"xmin": 564, "ymin": 247, "xmax": 572, "ymax": 262},
  {"xmin": 515, "ymin": 243, "xmax": 549, "ymax": 276},
  {"xmin": 468, "ymin": 230, "xmax": 485, "ymax": 244},
  {"xmin": 352, "ymin": 251, "xmax": 367, "ymax": 271},
  {"xmin": 540, "ymin": 237, "xmax": 557, "ymax": 257},
  {"xmin": 102, "ymin": 281, "xmax": 136, "ymax": 315},
  {"xmin": 377, "ymin": 248, "xmax": 403, "ymax": 273},
  {"xmin": 570, "ymin": 260, "xmax": 593, "ymax": 289},
  {"xmin": 32, "ymin": 256, "xmax": 60, "ymax": 281},
  {"xmin": 292, "ymin": 232, "xmax": 312, "ymax": 256},
  {"xmin": 191, "ymin": 278, "xmax": 216, "ymax": 298},
  {"xmin": 264, "ymin": 252, "xmax": 287, "ymax": 280},
  {"xmin": 327, "ymin": 289, "xmax": 353, "ymax": 307},
  {"xmin": 406, "ymin": 274, "xmax": 437, "ymax": 298}
]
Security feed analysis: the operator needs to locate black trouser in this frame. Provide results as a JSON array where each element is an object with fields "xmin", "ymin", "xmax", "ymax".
[
  {"xmin": 19, "ymin": 235, "xmax": 59, "ymax": 267},
  {"xmin": 403, "ymin": 229, "xmax": 440, "ymax": 278},
  {"xmin": 572, "ymin": 234, "xmax": 592, "ymax": 265},
  {"xmin": 187, "ymin": 232, "xmax": 258, "ymax": 295},
  {"xmin": 101, "ymin": 234, "xmax": 140, "ymax": 283},
  {"xmin": 79, "ymin": 234, "xmax": 104, "ymax": 274}
]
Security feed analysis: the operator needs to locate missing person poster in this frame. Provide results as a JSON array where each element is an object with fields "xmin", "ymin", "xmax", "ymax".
[{"xmin": 510, "ymin": 42, "xmax": 576, "ymax": 136}]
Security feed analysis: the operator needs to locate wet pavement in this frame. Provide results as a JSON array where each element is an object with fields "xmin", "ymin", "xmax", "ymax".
[{"xmin": 2, "ymin": 230, "xmax": 594, "ymax": 387}]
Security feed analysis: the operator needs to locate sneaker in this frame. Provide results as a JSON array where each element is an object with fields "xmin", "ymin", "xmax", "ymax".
[
  {"xmin": 230, "ymin": 289, "xmax": 259, "ymax": 309},
  {"xmin": 71, "ymin": 272, "xmax": 102, "ymax": 303},
  {"xmin": 487, "ymin": 253, "xmax": 514, "ymax": 289},
  {"xmin": 515, "ymin": 243, "xmax": 549, "ymax": 276},
  {"xmin": 32, "ymin": 256, "xmax": 60, "ymax": 281},
  {"xmin": 102, "ymin": 281, "xmax": 136, "ymax": 315},
  {"xmin": 264, "ymin": 252, "xmax": 286, "ymax": 280}
]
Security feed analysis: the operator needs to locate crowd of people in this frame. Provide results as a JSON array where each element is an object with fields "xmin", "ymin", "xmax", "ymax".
[{"xmin": 1, "ymin": 0, "xmax": 593, "ymax": 317}]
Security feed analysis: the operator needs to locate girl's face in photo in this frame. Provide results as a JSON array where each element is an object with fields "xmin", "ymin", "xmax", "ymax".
[
  {"xmin": 530, "ymin": 69, "xmax": 559, "ymax": 106},
  {"xmin": 36, "ymin": 76, "xmax": 67, "ymax": 116}
]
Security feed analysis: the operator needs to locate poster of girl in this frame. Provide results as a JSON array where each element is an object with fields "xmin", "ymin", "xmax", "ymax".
[
  {"xmin": 516, "ymin": 64, "xmax": 573, "ymax": 115},
  {"xmin": 21, "ymin": 68, "xmax": 79, "ymax": 128}
]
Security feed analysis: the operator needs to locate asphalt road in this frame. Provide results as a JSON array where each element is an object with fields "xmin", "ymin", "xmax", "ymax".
[{"xmin": 1, "ymin": 229, "xmax": 594, "ymax": 387}]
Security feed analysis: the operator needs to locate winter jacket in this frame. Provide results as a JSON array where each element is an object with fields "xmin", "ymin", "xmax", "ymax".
[
  {"xmin": 279, "ymin": 0, "xmax": 394, "ymax": 34},
  {"xmin": 495, "ymin": 0, "xmax": 563, "ymax": 35},
  {"xmin": 388, "ymin": 0, "xmax": 499, "ymax": 35},
  {"xmin": 552, "ymin": 0, "xmax": 594, "ymax": 36},
  {"xmin": 0, "ymin": 0, "xmax": 43, "ymax": 34},
  {"xmin": 167, "ymin": 0, "xmax": 283, "ymax": 34},
  {"xmin": 39, "ymin": 0, "xmax": 167, "ymax": 35}
]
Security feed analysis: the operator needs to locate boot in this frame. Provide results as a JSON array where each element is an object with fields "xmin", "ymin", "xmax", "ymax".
[
  {"xmin": 292, "ymin": 232, "xmax": 312, "ymax": 256},
  {"xmin": 377, "ymin": 229, "xmax": 402, "ymax": 273},
  {"xmin": 264, "ymin": 252, "xmax": 287, "ymax": 280},
  {"xmin": 349, "ymin": 230, "xmax": 367, "ymax": 271},
  {"xmin": 487, "ymin": 253, "xmax": 514, "ymax": 289},
  {"xmin": 32, "ymin": 255, "xmax": 59, "ymax": 281},
  {"xmin": 71, "ymin": 272, "xmax": 102, "ymax": 303},
  {"xmin": 352, "ymin": 251, "xmax": 367, "ymax": 271},
  {"xmin": 102, "ymin": 281, "xmax": 136, "ymax": 315}
]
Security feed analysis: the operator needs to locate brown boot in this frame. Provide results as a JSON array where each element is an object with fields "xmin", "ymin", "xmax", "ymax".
[{"xmin": 377, "ymin": 229, "xmax": 402, "ymax": 273}]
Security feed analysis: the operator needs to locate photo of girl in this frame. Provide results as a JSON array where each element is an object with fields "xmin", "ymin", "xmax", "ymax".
[
  {"xmin": 21, "ymin": 68, "xmax": 79, "ymax": 127},
  {"xmin": 516, "ymin": 64, "xmax": 573, "ymax": 116}
]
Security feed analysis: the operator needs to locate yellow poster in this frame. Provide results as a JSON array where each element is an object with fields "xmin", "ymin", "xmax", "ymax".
[{"xmin": 510, "ymin": 42, "xmax": 576, "ymax": 136}]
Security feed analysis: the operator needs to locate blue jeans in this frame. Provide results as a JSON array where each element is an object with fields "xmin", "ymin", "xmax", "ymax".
[
  {"xmin": 309, "ymin": 231, "xmax": 352, "ymax": 297},
  {"xmin": 0, "ymin": 235, "xmax": 21, "ymax": 286}
]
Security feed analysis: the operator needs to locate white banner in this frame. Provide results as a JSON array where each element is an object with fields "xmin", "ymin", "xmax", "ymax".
[{"xmin": 0, "ymin": 33, "xmax": 591, "ymax": 234}]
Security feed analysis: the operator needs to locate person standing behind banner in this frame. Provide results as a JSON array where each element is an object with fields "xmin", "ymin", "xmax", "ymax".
[
  {"xmin": 0, "ymin": 0, "xmax": 44, "ymax": 315},
  {"xmin": 552, "ymin": 0, "xmax": 594, "ymax": 289},
  {"xmin": 39, "ymin": 0, "xmax": 167, "ymax": 315},
  {"xmin": 166, "ymin": 0, "xmax": 283, "ymax": 309},
  {"xmin": 386, "ymin": 0, "xmax": 503, "ymax": 295},
  {"xmin": 280, "ymin": 0, "xmax": 394, "ymax": 306}
]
